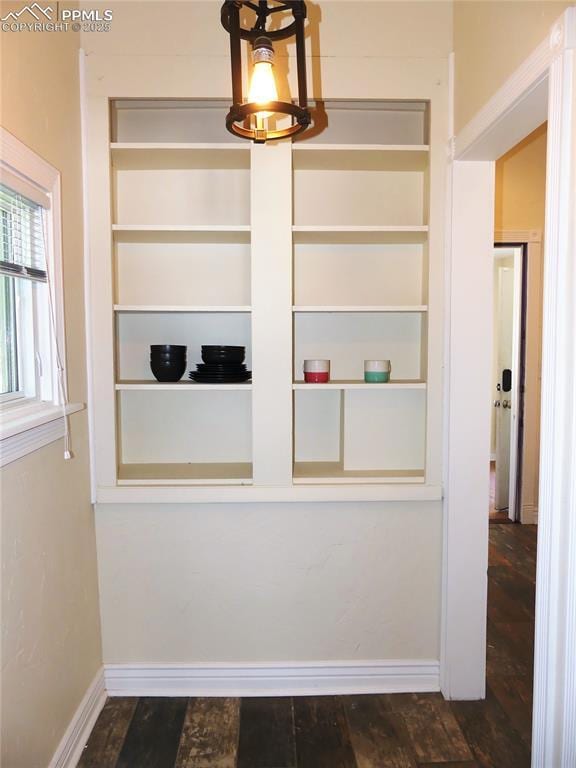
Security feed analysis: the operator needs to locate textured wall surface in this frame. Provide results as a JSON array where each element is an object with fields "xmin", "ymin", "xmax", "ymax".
[
  {"xmin": 0, "ymin": 5, "xmax": 103, "ymax": 766},
  {"xmin": 96, "ymin": 502, "xmax": 443, "ymax": 662}
]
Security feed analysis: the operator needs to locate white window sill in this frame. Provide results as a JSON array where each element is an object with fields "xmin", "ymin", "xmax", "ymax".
[{"xmin": 0, "ymin": 402, "xmax": 84, "ymax": 467}]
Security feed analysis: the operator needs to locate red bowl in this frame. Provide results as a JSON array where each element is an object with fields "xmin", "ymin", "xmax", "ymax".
[{"xmin": 304, "ymin": 371, "xmax": 330, "ymax": 383}]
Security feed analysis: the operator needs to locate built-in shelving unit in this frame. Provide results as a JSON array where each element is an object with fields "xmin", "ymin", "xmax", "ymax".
[
  {"xmin": 291, "ymin": 102, "xmax": 430, "ymax": 484},
  {"xmin": 87, "ymin": 98, "xmax": 442, "ymax": 500},
  {"xmin": 109, "ymin": 101, "xmax": 253, "ymax": 486}
]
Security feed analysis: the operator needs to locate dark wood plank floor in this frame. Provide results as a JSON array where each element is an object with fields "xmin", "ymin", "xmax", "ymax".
[{"xmin": 80, "ymin": 523, "xmax": 536, "ymax": 768}]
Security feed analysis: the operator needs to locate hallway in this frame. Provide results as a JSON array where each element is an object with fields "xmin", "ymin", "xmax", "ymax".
[{"xmin": 79, "ymin": 523, "xmax": 536, "ymax": 768}]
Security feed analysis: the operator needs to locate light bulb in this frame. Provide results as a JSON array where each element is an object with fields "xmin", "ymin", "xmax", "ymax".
[{"xmin": 248, "ymin": 37, "xmax": 278, "ymax": 120}]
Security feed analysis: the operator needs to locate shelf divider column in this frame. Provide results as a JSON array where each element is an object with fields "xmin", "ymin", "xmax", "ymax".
[
  {"xmin": 88, "ymin": 95, "xmax": 117, "ymax": 487},
  {"xmin": 251, "ymin": 142, "xmax": 293, "ymax": 485}
]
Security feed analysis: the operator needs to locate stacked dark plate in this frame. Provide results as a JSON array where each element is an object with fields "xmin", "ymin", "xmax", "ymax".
[
  {"xmin": 150, "ymin": 345, "xmax": 187, "ymax": 382},
  {"xmin": 189, "ymin": 345, "xmax": 251, "ymax": 383}
]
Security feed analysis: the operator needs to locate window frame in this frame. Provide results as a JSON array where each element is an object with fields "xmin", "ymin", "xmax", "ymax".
[
  {"xmin": 1, "ymin": 276, "xmax": 44, "ymax": 405},
  {"xmin": 0, "ymin": 271, "xmax": 22, "ymax": 402},
  {"xmin": 0, "ymin": 127, "xmax": 78, "ymax": 460}
]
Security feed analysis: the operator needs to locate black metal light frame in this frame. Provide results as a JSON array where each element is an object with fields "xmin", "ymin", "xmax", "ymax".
[{"xmin": 221, "ymin": 0, "xmax": 311, "ymax": 143}]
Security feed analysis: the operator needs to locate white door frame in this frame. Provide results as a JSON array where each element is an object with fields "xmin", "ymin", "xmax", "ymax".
[
  {"xmin": 442, "ymin": 8, "xmax": 576, "ymax": 767},
  {"xmin": 492, "ymin": 244, "xmax": 523, "ymax": 522},
  {"xmin": 494, "ymin": 230, "xmax": 543, "ymax": 525},
  {"xmin": 508, "ymin": 244, "xmax": 523, "ymax": 522}
]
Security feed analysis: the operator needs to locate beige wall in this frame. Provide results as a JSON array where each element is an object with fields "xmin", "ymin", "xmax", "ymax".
[
  {"xmin": 495, "ymin": 124, "xmax": 547, "ymax": 230},
  {"xmin": 0, "ymin": 7, "xmax": 103, "ymax": 767},
  {"xmin": 495, "ymin": 123, "xmax": 547, "ymax": 520},
  {"xmin": 81, "ymin": 0, "xmax": 453, "ymax": 59},
  {"xmin": 454, "ymin": 1, "xmax": 574, "ymax": 132}
]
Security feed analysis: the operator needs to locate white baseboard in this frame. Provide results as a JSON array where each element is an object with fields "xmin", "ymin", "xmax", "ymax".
[
  {"xmin": 522, "ymin": 504, "xmax": 539, "ymax": 525},
  {"xmin": 48, "ymin": 669, "xmax": 106, "ymax": 768},
  {"xmin": 104, "ymin": 660, "xmax": 440, "ymax": 698}
]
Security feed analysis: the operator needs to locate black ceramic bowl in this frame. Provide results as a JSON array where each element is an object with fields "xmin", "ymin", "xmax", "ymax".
[
  {"xmin": 150, "ymin": 351, "xmax": 187, "ymax": 362},
  {"xmin": 150, "ymin": 344, "xmax": 187, "ymax": 355},
  {"xmin": 201, "ymin": 345, "xmax": 245, "ymax": 364},
  {"xmin": 196, "ymin": 363, "xmax": 245, "ymax": 371},
  {"xmin": 150, "ymin": 359, "xmax": 187, "ymax": 382}
]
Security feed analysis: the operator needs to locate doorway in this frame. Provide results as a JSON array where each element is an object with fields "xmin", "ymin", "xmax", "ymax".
[
  {"xmin": 490, "ymin": 244, "xmax": 527, "ymax": 523},
  {"xmin": 444, "ymin": 10, "xmax": 576, "ymax": 763}
]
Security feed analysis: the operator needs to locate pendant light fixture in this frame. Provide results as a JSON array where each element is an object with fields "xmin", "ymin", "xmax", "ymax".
[{"xmin": 221, "ymin": 0, "xmax": 311, "ymax": 143}]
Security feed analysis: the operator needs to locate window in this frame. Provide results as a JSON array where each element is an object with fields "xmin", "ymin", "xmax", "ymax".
[
  {"xmin": 0, "ymin": 128, "xmax": 81, "ymax": 466},
  {"xmin": 0, "ymin": 183, "xmax": 53, "ymax": 404}
]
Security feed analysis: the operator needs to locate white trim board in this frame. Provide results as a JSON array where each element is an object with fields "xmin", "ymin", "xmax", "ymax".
[
  {"xmin": 532, "ymin": 41, "xmax": 576, "ymax": 768},
  {"xmin": 522, "ymin": 504, "xmax": 539, "ymax": 526},
  {"xmin": 0, "ymin": 126, "xmax": 60, "ymax": 193},
  {"xmin": 104, "ymin": 660, "xmax": 440, "ymax": 698},
  {"xmin": 96, "ymin": 483, "xmax": 442, "ymax": 504},
  {"xmin": 48, "ymin": 670, "xmax": 106, "ymax": 768},
  {"xmin": 442, "ymin": 160, "xmax": 494, "ymax": 701},
  {"xmin": 494, "ymin": 229, "xmax": 542, "ymax": 244},
  {"xmin": 456, "ymin": 77, "xmax": 548, "ymax": 162},
  {"xmin": 444, "ymin": 6, "xmax": 576, "ymax": 766},
  {"xmin": 80, "ymin": 49, "xmax": 97, "ymax": 505},
  {"xmin": 0, "ymin": 403, "xmax": 84, "ymax": 467}
]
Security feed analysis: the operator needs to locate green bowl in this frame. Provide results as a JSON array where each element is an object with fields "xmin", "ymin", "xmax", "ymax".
[{"xmin": 364, "ymin": 371, "xmax": 389, "ymax": 383}]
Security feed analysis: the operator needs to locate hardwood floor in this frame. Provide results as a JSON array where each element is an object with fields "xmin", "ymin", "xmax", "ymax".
[{"xmin": 79, "ymin": 523, "xmax": 536, "ymax": 768}]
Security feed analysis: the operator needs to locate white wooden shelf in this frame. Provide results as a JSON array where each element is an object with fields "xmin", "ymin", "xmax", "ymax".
[
  {"xmin": 117, "ymin": 462, "xmax": 253, "ymax": 485},
  {"xmin": 112, "ymin": 224, "xmax": 251, "ymax": 244},
  {"xmin": 111, "ymin": 142, "xmax": 248, "ymax": 150},
  {"xmin": 293, "ymin": 380, "xmax": 426, "ymax": 390},
  {"xmin": 292, "ymin": 144, "xmax": 429, "ymax": 171},
  {"xmin": 292, "ymin": 462, "xmax": 425, "ymax": 484},
  {"xmin": 113, "ymin": 305, "xmax": 251, "ymax": 313},
  {"xmin": 116, "ymin": 381, "xmax": 252, "ymax": 391},
  {"xmin": 97, "ymin": 484, "xmax": 442, "ymax": 504},
  {"xmin": 292, "ymin": 305, "xmax": 428, "ymax": 313},
  {"xmin": 292, "ymin": 226, "xmax": 428, "ymax": 244},
  {"xmin": 110, "ymin": 143, "xmax": 250, "ymax": 170}
]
